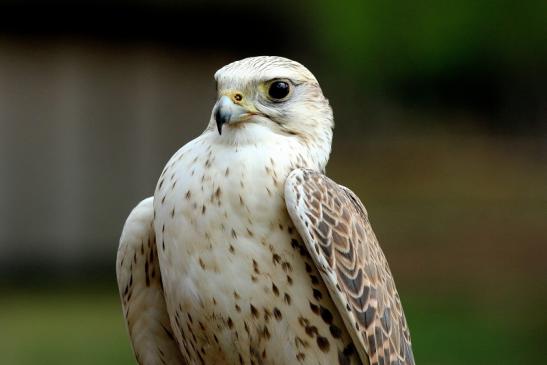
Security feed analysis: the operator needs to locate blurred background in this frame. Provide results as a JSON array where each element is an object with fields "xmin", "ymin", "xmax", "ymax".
[{"xmin": 0, "ymin": 0, "xmax": 545, "ymax": 364}]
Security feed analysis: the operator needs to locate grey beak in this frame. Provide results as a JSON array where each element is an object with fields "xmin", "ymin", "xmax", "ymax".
[
  {"xmin": 214, "ymin": 96, "xmax": 233, "ymax": 135},
  {"xmin": 213, "ymin": 95, "xmax": 250, "ymax": 135}
]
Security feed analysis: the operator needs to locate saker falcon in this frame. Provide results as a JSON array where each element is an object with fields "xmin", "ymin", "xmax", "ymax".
[{"xmin": 116, "ymin": 56, "xmax": 415, "ymax": 365}]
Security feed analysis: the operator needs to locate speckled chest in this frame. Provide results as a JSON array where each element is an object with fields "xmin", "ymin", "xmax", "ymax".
[
  {"xmin": 154, "ymin": 137, "xmax": 295, "ymax": 285},
  {"xmin": 152, "ymin": 135, "xmax": 360, "ymax": 365}
]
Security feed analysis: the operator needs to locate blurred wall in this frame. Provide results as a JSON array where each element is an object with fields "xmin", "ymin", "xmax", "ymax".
[{"xmin": 0, "ymin": 39, "xmax": 223, "ymax": 275}]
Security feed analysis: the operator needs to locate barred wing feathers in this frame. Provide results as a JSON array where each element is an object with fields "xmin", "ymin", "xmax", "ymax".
[{"xmin": 285, "ymin": 169, "xmax": 415, "ymax": 365}]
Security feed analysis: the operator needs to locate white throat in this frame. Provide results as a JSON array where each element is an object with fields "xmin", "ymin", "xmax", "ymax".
[{"xmin": 204, "ymin": 126, "xmax": 331, "ymax": 173}]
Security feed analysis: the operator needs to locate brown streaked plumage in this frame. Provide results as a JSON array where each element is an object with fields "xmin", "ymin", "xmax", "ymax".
[{"xmin": 285, "ymin": 169, "xmax": 415, "ymax": 365}]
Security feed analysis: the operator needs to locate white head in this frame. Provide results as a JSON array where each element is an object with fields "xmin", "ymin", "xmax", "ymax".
[{"xmin": 209, "ymin": 56, "xmax": 333, "ymax": 158}]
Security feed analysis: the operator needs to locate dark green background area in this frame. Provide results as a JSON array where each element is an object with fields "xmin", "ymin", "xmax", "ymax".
[
  {"xmin": 2, "ymin": 285, "xmax": 545, "ymax": 365},
  {"xmin": 0, "ymin": 1, "xmax": 545, "ymax": 364}
]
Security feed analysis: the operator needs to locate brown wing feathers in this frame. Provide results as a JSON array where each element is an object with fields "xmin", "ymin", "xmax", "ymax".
[{"xmin": 285, "ymin": 169, "xmax": 415, "ymax": 365}]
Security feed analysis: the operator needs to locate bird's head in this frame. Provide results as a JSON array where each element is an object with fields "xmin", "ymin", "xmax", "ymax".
[{"xmin": 210, "ymin": 56, "xmax": 333, "ymax": 146}]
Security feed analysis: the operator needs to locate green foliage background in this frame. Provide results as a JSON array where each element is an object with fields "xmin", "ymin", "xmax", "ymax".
[{"xmin": 310, "ymin": 0, "xmax": 546, "ymax": 84}]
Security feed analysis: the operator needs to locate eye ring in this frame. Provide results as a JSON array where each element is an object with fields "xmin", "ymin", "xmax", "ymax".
[{"xmin": 268, "ymin": 80, "xmax": 291, "ymax": 101}]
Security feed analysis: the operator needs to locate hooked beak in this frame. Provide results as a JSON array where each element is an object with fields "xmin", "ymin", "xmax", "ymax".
[{"xmin": 213, "ymin": 95, "xmax": 252, "ymax": 135}]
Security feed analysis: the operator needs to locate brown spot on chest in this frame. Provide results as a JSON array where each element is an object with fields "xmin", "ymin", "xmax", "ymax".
[
  {"xmin": 316, "ymin": 335, "xmax": 330, "ymax": 352},
  {"xmin": 284, "ymin": 293, "xmax": 292, "ymax": 305},
  {"xmin": 272, "ymin": 283, "xmax": 279, "ymax": 296},
  {"xmin": 250, "ymin": 304, "xmax": 259, "ymax": 318},
  {"xmin": 320, "ymin": 306, "xmax": 334, "ymax": 324},
  {"xmin": 273, "ymin": 307, "xmax": 282, "ymax": 321}
]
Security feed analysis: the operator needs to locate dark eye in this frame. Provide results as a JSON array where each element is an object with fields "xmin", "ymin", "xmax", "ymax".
[{"xmin": 268, "ymin": 81, "xmax": 290, "ymax": 100}]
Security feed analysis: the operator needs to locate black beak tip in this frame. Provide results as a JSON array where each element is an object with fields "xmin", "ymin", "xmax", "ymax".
[{"xmin": 214, "ymin": 108, "xmax": 230, "ymax": 135}]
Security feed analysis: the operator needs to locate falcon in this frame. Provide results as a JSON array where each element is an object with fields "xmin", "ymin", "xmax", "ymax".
[{"xmin": 116, "ymin": 56, "xmax": 415, "ymax": 365}]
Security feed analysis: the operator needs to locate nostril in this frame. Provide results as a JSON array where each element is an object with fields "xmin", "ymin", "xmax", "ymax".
[{"xmin": 233, "ymin": 93, "xmax": 243, "ymax": 102}]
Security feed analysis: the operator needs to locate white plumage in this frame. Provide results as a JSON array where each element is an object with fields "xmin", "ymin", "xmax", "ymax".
[{"xmin": 117, "ymin": 56, "xmax": 414, "ymax": 365}]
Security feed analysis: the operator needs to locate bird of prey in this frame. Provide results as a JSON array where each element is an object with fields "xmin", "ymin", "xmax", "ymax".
[{"xmin": 116, "ymin": 56, "xmax": 415, "ymax": 365}]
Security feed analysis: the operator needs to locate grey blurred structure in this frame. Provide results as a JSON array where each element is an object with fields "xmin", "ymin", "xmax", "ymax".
[{"xmin": 0, "ymin": 39, "xmax": 224, "ymax": 276}]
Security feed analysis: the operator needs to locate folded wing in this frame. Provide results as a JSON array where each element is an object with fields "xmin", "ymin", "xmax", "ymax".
[
  {"xmin": 116, "ymin": 197, "xmax": 186, "ymax": 365},
  {"xmin": 285, "ymin": 169, "xmax": 415, "ymax": 365}
]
